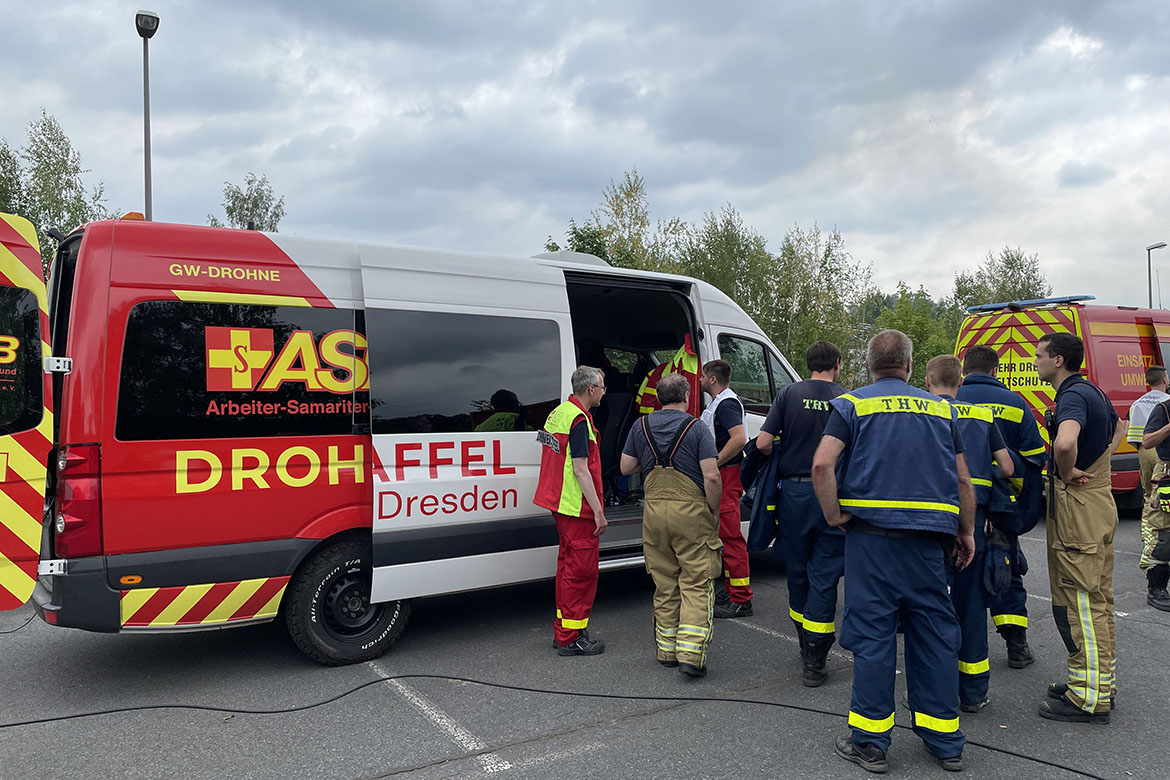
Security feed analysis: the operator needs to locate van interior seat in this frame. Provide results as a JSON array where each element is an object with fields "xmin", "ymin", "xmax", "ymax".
[{"xmin": 597, "ymin": 391, "xmax": 637, "ymax": 481}]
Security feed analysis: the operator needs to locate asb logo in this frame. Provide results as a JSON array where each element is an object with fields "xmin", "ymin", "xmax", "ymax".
[
  {"xmin": 206, "ymin": 327, "xmax": 274, "ymax": 391},
  {"xmin": 204, "ymin": 326, "xmax": 370, "ymax": 394}
]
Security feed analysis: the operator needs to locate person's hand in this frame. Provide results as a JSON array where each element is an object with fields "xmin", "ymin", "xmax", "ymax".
[
  {"xmin": 594, "ymin": 511, "xmax": 608, "ymax": 537},
  {"xmin": 1063, "ymin": 468, "xmax": 1092, "ymax": 487},
  {"xmin": 825, "ymin": 510, "xmax": 852, "ymax": 528},
  {"xmin": 953, "ymin": 531, "xmax": 976, "ymax": 570}
]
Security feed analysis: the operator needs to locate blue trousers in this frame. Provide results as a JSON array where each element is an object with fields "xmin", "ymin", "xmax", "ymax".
[
  {"xmin": 951, "ymin": 514, "xmax": 989, "ymax": 706},
  {"xmin": 778, "ymin": 480, "xmax": 845, "ymax": 641},
  {"xmin": 841, "ymin": 528, "xmax": 965, "ymax": 758},
  {"xmin": 988, "ymin": 558, "xmax": 1028, "ymax": 636}
]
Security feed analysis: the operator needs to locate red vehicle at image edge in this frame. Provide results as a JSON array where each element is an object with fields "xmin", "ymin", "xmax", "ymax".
[{"xmin": 0, "ymin": 212, "xmax": 794, "ymax": 664}]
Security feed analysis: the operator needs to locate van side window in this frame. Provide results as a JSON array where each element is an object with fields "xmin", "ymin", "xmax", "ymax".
[
  {"xmin": 0, "ymin": 287, "xmax": 43, "ymax": 435},
  {"xmin": 116, "ymin": 301, "xmax": 367, "ymax": 441},
  {"xmin": 717, "ymin": 334, "xmax": 773, "ymax": 413},
  {"xmin": 365, "ymin": 310, "xmax": 561, "ymax": 435}
]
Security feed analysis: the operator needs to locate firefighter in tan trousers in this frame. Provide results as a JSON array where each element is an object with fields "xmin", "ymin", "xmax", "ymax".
[
  {"xmin": 1034, "ymin": 333, "xmax": 1124, "ymax": 724},
  {"xmin": 621, "ymin": 373, "xmax": 724, "ymax": 677}
]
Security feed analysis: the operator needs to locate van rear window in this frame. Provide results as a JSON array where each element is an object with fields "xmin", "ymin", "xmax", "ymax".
[
  {"xmin": 0, "ymin": 287, "xmax": 43, "ymax": 435},
  {"xmin": 116, "ymin": 301, "xmax": 367, "ymax": 441},
  {"xmin": 365, "ymin": 309, "xmax": 561, "ymax": 435}
]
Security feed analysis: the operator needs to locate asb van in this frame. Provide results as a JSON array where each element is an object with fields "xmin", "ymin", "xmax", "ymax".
[
  {"xmin": 956, "ymin": 295, "xmax": 1170, "ymax": 508},
  {"xmin": 0, "ymin": 213, "xmax": 796, "ymax": 664}
]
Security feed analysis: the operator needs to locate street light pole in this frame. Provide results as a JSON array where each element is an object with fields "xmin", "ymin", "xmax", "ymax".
[
  {"xmin": 135, "ymin": 11, "xmax": 160, "ymax": 221},
  {"xmin": 1148, "ymin": 242, "xmax": 1167, "ymax": 308}
]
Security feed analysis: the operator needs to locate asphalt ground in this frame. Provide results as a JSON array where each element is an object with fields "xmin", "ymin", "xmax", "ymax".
[{"xmin": 1, "ymin": 513, "xmax": 1166, "ymax": 780}]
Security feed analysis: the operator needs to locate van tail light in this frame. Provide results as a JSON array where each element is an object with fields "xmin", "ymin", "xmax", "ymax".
[{"xmin": 53, "ymin": 444, "xmax": 103, "ymax": 559}]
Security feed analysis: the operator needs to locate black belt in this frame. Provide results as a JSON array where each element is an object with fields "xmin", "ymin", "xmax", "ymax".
[
  {"xmin": 849, "ymin": 517, "xmax": 952, "ymax": 544},
  {"xmin": 781, "ymin": 475, "xmax": 814, "ymax": 483}
]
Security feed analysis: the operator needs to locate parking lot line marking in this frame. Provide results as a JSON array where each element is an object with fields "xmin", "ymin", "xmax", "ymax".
[
  {"xmin": 368, "ymin": 661, "xmax": 513, "ymax": 774},
  {"xmin": 727, "ymin": 619, "xmax": 851, "ymax": 661},
  {"xmin": 511, "ymin": 741, "xmax": 604, "ymax": 769}
]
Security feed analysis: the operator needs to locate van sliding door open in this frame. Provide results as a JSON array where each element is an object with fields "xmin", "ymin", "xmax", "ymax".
[{"xmin": 360, "ymin": 247, "xmax": 575, "ymax": 601}]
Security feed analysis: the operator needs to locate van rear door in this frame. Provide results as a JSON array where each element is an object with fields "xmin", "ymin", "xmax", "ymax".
[{"xmin": 0, "ymin": 213, "xmax": 51, "ymax": 611}]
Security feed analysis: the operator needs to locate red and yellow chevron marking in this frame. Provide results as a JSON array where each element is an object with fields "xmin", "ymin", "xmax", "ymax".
[
  {"xmin": 0, "ymin": 212, "xmax": 50, "ymax": 612},
  {"xmin": 956, "ymin": 307, "xmax": 1083, "ymax": 448},
  {"xmin": 120, "ymin": 575, "xmax": 289, "ymax": 628}
]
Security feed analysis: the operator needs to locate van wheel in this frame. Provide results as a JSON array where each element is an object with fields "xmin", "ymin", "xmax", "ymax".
[{"xmin": 285, "ymin": 540, "xmax": 410, "ymax": 666}]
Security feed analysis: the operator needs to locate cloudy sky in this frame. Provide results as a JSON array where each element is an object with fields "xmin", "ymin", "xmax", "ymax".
[{"xmin": 2, "ymin": 1, "xmax": 1168, "ymax": 304}]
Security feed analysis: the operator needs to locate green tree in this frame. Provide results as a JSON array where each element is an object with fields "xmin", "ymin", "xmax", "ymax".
[
  {"xmin": 1, "ymin": 110, "xmax": 112, "ymax": 275},
  {"xmin": 208, "ymin": 172, "xmax": 285, "ymax": 231},
  {"xmin": 952, "ymin": 246, "xmax": 1051, "ymax": 310},
  {"xmin": 545, "ymin": 218, "xmax": 610, "ymax": 260},
  {"xmin": 873, "ymin": 282, "xmax": 955, "ymax": 388}
]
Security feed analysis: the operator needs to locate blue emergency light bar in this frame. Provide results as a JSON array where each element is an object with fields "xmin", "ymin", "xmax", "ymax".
[{"xmin": 965, "ymin": 295, "xmax": 1095, "ymax": 313}]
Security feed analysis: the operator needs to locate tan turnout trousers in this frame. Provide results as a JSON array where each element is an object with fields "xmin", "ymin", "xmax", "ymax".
[
  {"xmin": 1048, "ymin": 449, "xmax": 1117, "ymax": 713},
  {"xmin": 642, "ymin": 465, "xmax": 722, "ymax": 667},
  {"xmin": 1138, "ymin": 446, "xmax": 1165, "ymax": 570}
]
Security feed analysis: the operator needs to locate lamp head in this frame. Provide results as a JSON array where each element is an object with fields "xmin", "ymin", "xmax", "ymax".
[
  {"xmin": 135, "ymin": 10, "xmax": 160, "ymax": 39},
  {"xmin": 1148, "ymin": 242, "xmax": 1168, "ymax": 252}
]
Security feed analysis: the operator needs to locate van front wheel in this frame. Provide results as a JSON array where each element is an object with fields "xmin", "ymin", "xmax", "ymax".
[{"xmin": 285, "ymin": 540, "xmax": 410, "ymax": 665}]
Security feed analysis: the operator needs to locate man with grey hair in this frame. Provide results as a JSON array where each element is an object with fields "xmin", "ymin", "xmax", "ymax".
[
  {"xmin": 534, "ymin": 365, "xmax": 609, "ymax": 656},
  {"xmin": 813, "ymin": 329, "xmax": 976, "ymax": 772},
  {"xmin": 621, "ymin": 373, "xmax": 723, "ymax": 677}
]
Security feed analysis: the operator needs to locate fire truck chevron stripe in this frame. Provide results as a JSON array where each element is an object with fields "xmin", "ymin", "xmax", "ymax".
[
  {"xmin": 121, "ymin": 576, "xmax": 291, "ymax": 628},
  {"xmin": 0, "ymin": 549, "xmax": 33, "ymax": 609}
]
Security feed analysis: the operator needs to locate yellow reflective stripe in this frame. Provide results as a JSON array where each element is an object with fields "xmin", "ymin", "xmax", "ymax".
[
  {"xmin": 802, "ymin": 618, "xmax": 835, "ymax": 634},
  {"xmin": 914, "ymin": 712, "xmax": 960, "ymax": 732},
  {"xmin": 1127, "ymin": 424, "xmax": 1143, "ymax": 437},
  {"xmin": 560, "ymin": 617, "xmax": 588, "ymax": 629},
  {"xmin": 1076, "ymin": 590, "xmax": 1100, "ymax": 710},
  {"xmin": 656, "ymin": 639, "xmax": 676, "ymax": 650},
  {"xmin": 958, "ymin": 658, "xmax": 990, "ymax": 675},
  {"xmin": 971, "ymin": 478, "xmax": 993, "ymax": 488},
  {"xmin": 982, "ymin": 403, "xmax": 1025, "ymax": 424},
  {"xmin": 151, "ymin": 584, "xmax": 216, "ymax": 626},
  {"xmin": 992, "ymin": 614, "xmax": 1028, "ymax": 628},
  {"xmin": 255, "ymin": 583, "xmax": 286, "ymax": 619},
  {"xmin": 676, "ymin": 640, "xmax": 704, "ymax": 651},
  {"xmin": 788, "ymin": 608, "xmax": 804, "ymax": 622},
  {"xmin": 766, "ymin": 504, "xmax": 776, "ymax": 510},
  {"xmin": 679, "ymin": 623, "xmax": 710, "ymax": 635},
  {"xmin": 840, "ymin": 498, "xmax": 960, "ymax": 515},
  {"xmin": 848, "ymin": 710, "xmax": 895, "ymax": 733},
  {"xmin": 173, "ymin": 290, "xmax": 311, "ymax": 307},
  {"xmin": 841, "ymin": 394, "xmax": 953, "ymax": 419},
  {"xmin": 728, "ymin": 576, "xmax": 750, "ymax": 587},
  {"xmin": 201, "ymin": 578, "xmax": 267, "ymax": 624},
  {"xmin": 1020, "ymin": 446, "xmax": 1046, "ymax": 458},
  {"xmin": 655, "ymin": 625, "xmax": 678, "ymax": 635},
  {"xmin": 0, "ymin": 549, "xmax": 35, "ymax": 604},
  {"xmin": 954, "ymin": 403, "xmax": 994, "ymax": 423}
]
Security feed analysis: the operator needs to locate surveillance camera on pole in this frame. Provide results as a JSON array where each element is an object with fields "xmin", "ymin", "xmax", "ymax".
[{"xmin": 136, "ymin": 10, "xmax": 159, "ymax": 220}]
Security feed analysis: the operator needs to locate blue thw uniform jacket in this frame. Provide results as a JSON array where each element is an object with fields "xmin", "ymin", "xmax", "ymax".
[{"xmin": 828, "ymin": 378, "xmax": 963, "ymax": 536}]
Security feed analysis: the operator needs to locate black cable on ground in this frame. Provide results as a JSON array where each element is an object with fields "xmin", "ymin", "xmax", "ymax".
[
  {"xmin": 0, "ymin": 672, "xmax": 1109, "ymax": 779},
  {"xmin": 0, "ymin": 614, "xmax": 34, "ymax": 634}
]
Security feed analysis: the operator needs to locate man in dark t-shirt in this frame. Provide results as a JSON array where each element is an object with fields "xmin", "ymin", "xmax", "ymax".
[
  {"xmin": 1034, "ymin": 333, "xmax": 1123, "ymax": 724},
  {"xmin": 754, "ymin": 340, "xmax": 849, "ymax": 686}
]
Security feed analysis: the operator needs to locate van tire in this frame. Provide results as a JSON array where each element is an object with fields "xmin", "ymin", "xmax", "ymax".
[{"xmin": 284, "ymin": 540, "xmax": 410, "ymax": 666}]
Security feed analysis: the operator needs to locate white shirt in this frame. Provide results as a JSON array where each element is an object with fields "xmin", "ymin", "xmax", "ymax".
[
  {"xmin": 701, "ymin": 386, "xmax": 740, "ymax": 434},
  {"xmin": 1127, "ymin": 388, "xmax": 1170, "ymax": 444}
]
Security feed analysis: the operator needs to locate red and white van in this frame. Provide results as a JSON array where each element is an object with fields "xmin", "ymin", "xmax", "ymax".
[{"xmin": 0, "ymin": 213, "xmax": 795, "ymax": 664}]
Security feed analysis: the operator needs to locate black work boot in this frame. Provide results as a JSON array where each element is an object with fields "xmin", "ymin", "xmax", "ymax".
[
  {"xmin": 803, "ymin": 638, "xmax": 833, "ymax": 687},
  {"xmin": 714, "ymin": 599, "xmax": 753, "ymax": 619},
  {"xmin": 1000, "ymin": 625, "xmax": 1035, "ymax": 669},
  {"xmin": 794, "ymin": 621, "xmax": 809, "ymax": 665},
  {"xmin": 1049, "ymin": 682, "xmax": 1116, "ymax": 710},
  {"xmin": 1147, "ymin": 566, "xmax": 1170, "ymax": 612},
  {"xmin": 556, "ymin": 632, "xmax": 605, "ymax": 656},
  {"xmin": 1039, "ymin": 694, "xmax": 1110, "ymax": 724},
  {"xmin": 834, "ymin": 733, "xmax": 888, "ymax": 773}
]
